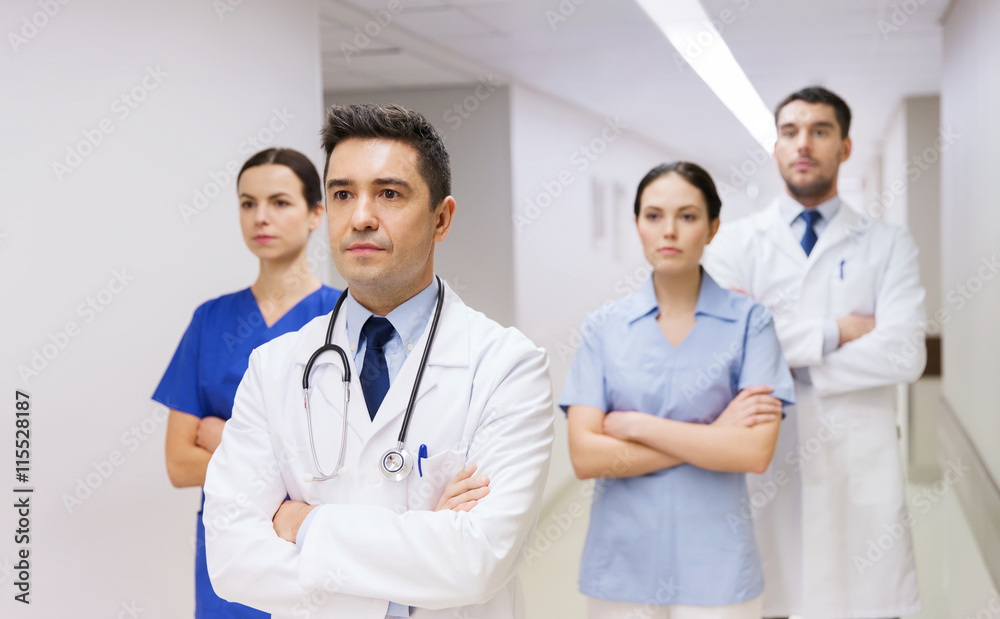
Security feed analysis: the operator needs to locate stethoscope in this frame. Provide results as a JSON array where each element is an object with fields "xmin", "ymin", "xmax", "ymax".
[{"xmin": 301, "ymin": 276, "xmax": 445, "ymax": 483}]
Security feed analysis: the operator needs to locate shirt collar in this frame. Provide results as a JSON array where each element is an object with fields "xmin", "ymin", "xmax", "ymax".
[
  {"xmin": 345, "ymin": 278, "xmax": 439, "ymax": 353},
  {"xmin": 625, "ymin": 268, "xmax": 738, "ymax": 324},
  {"xmin": 778, "ymin": 192, "xmax": 841, "ymax": 226}
]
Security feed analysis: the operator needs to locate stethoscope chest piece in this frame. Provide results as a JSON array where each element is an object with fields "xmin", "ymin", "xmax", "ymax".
[{"xmin": 380, "ymin": 442, "xmax": 413, "ymax": 481}]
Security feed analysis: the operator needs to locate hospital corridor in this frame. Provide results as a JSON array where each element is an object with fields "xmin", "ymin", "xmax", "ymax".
[{"xmin": 2, "ymin": 0, "xmax": 999, "ymax": 617}]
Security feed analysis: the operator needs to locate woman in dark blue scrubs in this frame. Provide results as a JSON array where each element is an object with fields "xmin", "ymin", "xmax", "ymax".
[{"xmin": 154, "ymin": 148, "xmax": 341, "ymax": 618}]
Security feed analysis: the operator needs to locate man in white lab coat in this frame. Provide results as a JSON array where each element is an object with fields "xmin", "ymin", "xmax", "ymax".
[
  {"xmin": 702, "ymin": 87, "xmax": 926, "ymax": 618},
  {"xmin": 203, "ymin": 104, "xmax": 554, "ymax": 618}
]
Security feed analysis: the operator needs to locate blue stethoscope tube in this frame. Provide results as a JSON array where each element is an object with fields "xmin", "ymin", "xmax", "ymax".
[{"xmin": 301, "ymin": 276, "xmax": 445, "ymax": 482}]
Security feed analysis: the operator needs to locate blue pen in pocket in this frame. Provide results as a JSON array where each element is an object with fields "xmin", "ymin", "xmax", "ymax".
[
  {"xmin": 418, "ymin": 444, "xmax": 428, "ymax": 477},
  {"xmin": 840, "ymin": 259, "xmax": 845, "ymax": 280}
]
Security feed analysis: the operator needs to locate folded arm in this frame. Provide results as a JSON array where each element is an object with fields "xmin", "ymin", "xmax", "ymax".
[
  {"xmin": 297, "ymin": 346, "xmax": 554, "ymax": 609},
  {"xmin": 203, "ymin": 352, "xmax": 368, "ymax": 616},
  {"xmin": 604, "ymin": 409, "xmax": 779, "ymax": 475},
  {"xmin": 811, "ymin": 229, "xmax": 927, "ymax": 396},
  {"xmin": 567, "ymin": 405, "xmax": 683, "ymax": 479},
  {"xmin": 164, "ymin": 410, "xmax": 224, "ymax": 487},
  {"xmin": 568, "ymin": 385, "xmax": 782, "ymax": 478}
]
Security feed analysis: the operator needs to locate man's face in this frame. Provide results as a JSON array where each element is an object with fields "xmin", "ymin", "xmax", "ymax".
[
  {"xmin": 774, "ymin": 100, "xmax": 852, "ymax": 203},
  {"xmin": 325, "ymin": 138, "xmax": 451, "ymax": 304}
]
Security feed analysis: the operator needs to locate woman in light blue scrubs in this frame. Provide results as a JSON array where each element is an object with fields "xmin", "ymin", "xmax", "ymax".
[
  {"xmin": 154, "ymin": 148, "xmax": 341, "ymax": 618},
  {"xmin": 561, "ymin": 162, "xmax": 795, "ymax": 619}
]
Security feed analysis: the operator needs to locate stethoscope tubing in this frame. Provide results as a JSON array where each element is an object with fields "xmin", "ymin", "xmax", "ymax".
[{"xmin": 300, "ymin": 276, "xmax": 444, "ymax": 481}]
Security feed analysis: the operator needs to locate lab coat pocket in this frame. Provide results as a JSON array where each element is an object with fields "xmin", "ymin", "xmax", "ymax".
[
  {"xmin": 829, "ymin": 262, "xmax": 878, "ymax": 316},
  {"xmin": 406, "ymin": 448, "xmax": 467, "ymax": 511},
  {"xmin": 847, "ymin": 405, "xmax": 904, "ymax": 505}
]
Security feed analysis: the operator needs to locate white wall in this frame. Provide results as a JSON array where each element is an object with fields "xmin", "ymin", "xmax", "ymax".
[
  {"xmin": 324, "ymin": 85, "xmax": 516, "ymax": 327},
  {"xmin": 510, "ymin": 85, "xmax": 683, "ymax": 497},
  {"xmin": 941, "ymin": 0, "xmax": 1000, "ymax": 483},
  {"xmin": 880, "ymin": 96, "xmax": 943, "ymax": 482},
  {"xmin": 881, "ymin": 103, "xmax": 910, "ymax": 228},
  {"xmin": 0, "ymin": 1, "xmax": 325, "ymax": 616},
  {"xmin": 906, "ymin": 97, "xmax": 943, "ymax": 321}
]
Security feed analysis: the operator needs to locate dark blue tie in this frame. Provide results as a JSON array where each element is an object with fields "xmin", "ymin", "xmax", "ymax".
[
  {"xmin": 800, "ymin": 210, "xmax": 821, "ymax": 256},
  {"xmin": 360, "ymin": 316, "xmax": 395, "ymax": 420}
]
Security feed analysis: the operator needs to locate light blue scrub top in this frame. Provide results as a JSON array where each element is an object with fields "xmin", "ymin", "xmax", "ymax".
[
  {"xmin": 559, "ymin": 270, "xmax": 794, "ymax": 606},
  {"xmin": 153, "ymin": 285, "xmax": 341, "ymax": 619}
]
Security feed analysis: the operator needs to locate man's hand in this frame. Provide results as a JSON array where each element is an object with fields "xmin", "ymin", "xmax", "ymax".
[
  {"xmin": 837, "ymin": 314, "xmax": 876, "ymax": 346},
  {"xmin": 602, "ymin": 410, "xmax": 648, "ymax": 442},
  {"xmin": 273, "ymin": 500, "xmax": 316, "ymax": 543},
  {"xmin": 713, "ymin": 386, "xmax": 782, "ymax": 427},
  {"xmin": 434, "ymin": 464, "xmax": 490, "ymax": 512},
  {"xmin": 195, "ymin": 416, "xmax": 226, "ymax": 454}
]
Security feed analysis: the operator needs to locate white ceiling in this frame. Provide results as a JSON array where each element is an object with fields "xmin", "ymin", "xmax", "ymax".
[{"xmin": 319, "ymin": 0, "xmax": 949, "ymax": 186}]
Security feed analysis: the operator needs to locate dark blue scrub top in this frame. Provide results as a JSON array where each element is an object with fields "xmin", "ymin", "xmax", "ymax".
[{"xmin": 153, "ymin": 285, "xmax": 341, "ymax": 619}]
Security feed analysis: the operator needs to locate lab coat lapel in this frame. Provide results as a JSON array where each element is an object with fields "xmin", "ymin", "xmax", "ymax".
[
  {"xmin": 759, "ymin": 201, "xmax": 808, "ymax": 266},
  {"xmin": 805, "ymin": 202, "xmax": 863, "ymax": 269},
  {"xmin": 367, "ymin": 281, "xmax": 470, "ymax": 440}
]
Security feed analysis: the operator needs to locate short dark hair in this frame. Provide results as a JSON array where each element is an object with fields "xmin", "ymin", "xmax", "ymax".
[
  {"xmin": 775, "ymin": 86, "xmax": 852, "ymax": 138},
  {"xmin": 634, "ymin": 161, "xmax": 722, "ymax": 221},
  {"xmin": 237, "ymin": 148, "xmax": 323, "ymax": 210},
  {"xmin": 320, "ymin": 104, "xmax": 451, "ymax": 209}
]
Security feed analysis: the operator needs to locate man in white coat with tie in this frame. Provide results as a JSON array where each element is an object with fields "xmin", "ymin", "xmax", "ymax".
[
  {"xmin": 203, "ymin": 103, "xmax": 554, "ymax": 618},
  {"xmin": 702, "ymin": 87, "xmax": 927, "ymax": 619}
]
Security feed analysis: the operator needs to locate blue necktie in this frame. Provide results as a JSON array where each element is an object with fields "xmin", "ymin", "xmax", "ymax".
[
  {"xmin": 360, "ymin": 316, "xmax": 395, "ymax": 420},
  {"xmin": 800, "ymin": 210, "xmax": 821, "ymax": 256}
]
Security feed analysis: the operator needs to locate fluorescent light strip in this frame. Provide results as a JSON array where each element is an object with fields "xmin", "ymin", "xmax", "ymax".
[{"xmin": 635, "ymin": 0, "xmax": 776, "ymax": 150}]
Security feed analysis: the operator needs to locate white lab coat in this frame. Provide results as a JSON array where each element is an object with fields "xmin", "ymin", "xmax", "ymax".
[
  {"xmin": 203, "ymin": 282, "xmax": 554, "ymax": 619},
  {"xmin": 702, "ymin": 201, "xmax": 926, "ymax": 619}
]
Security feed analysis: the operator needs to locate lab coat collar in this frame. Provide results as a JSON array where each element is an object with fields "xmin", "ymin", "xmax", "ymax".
[
  {"xmin": 291, "ymin": 279, "xmax": 467, "ymax": 370},
  {"xmin": 759, "ymin": 199, "xmax": 866, "ymax": 269},
  {"xmin": 806, "ymin": 199, "xmax": 864, "ymax": 262},
  {"xmin": 625, "ymin": 268, "xmax": 738, "ymax": 324},
  {"xmin": 344, "ymin": 279, "xmax": 438, "ymax": 356},
  {"xmin": 777, "ymin": 193, "xmax": 842, "ymax": 228},
  {"xmin": 292, "ymin": 280, "xmax": 470, "ymax": 443}
]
